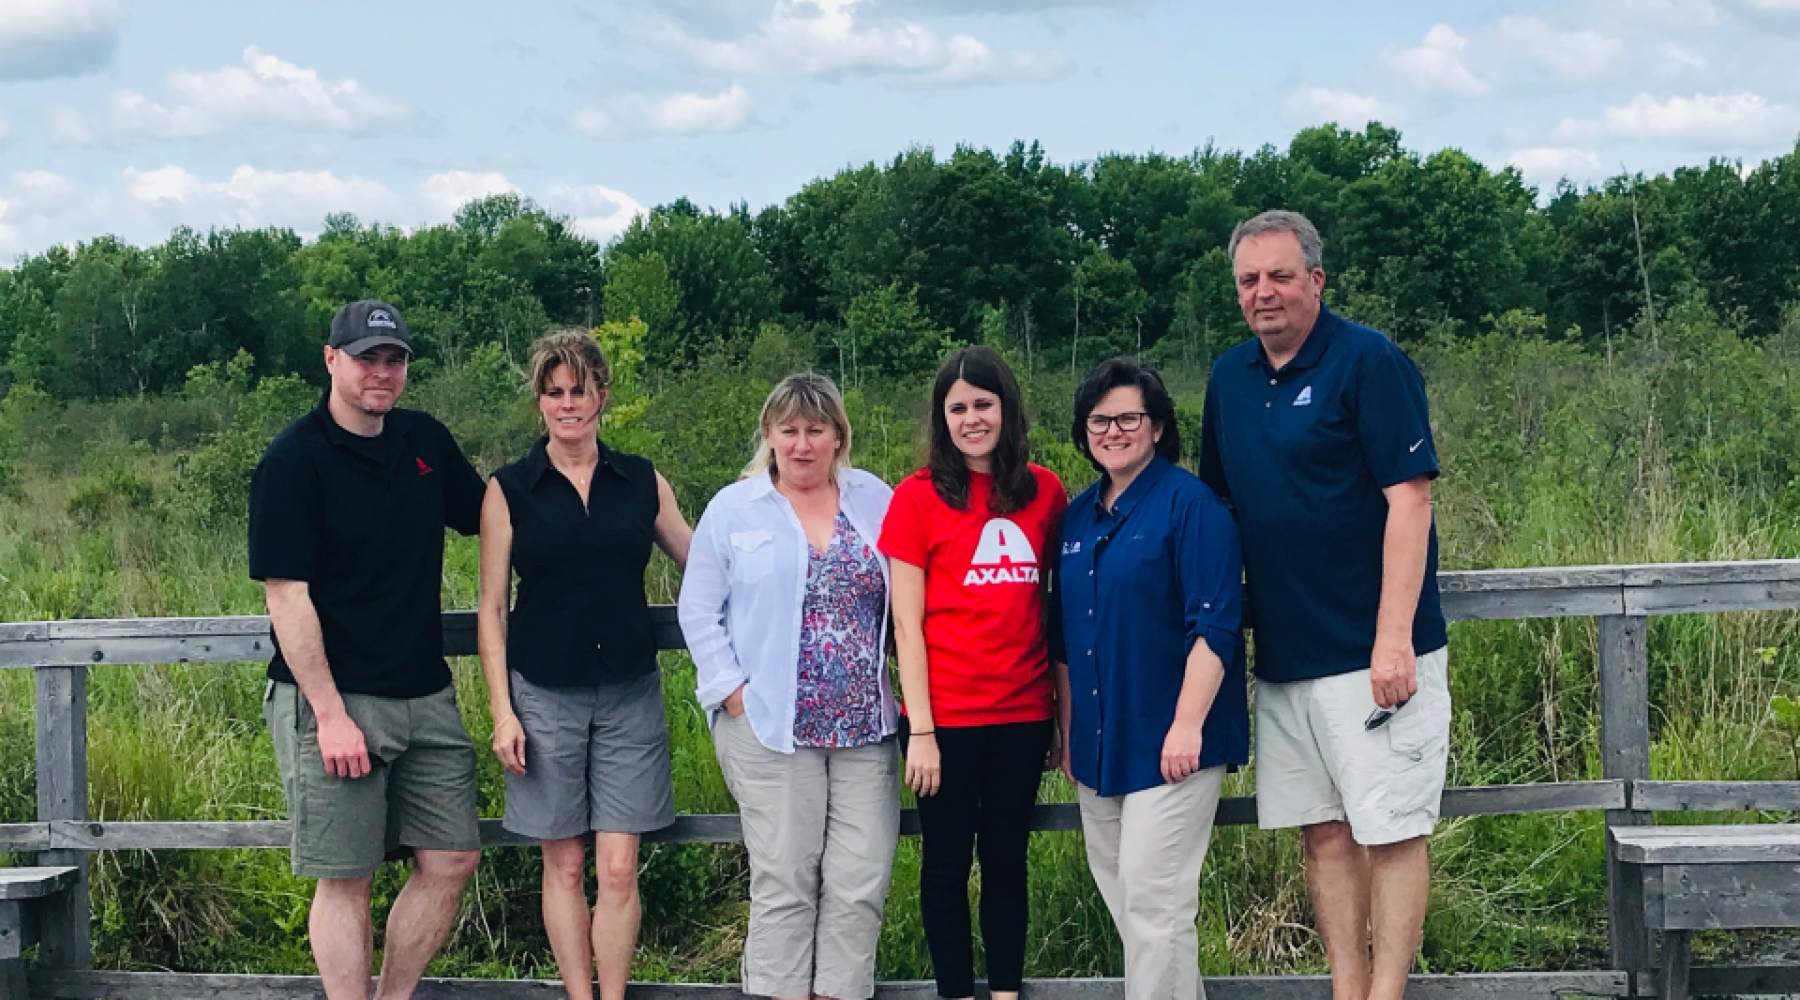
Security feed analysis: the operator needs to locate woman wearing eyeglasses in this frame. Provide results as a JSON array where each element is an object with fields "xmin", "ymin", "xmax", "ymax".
[{"xmin": 1052, "ymin": 357, "xmax": 1247, "ymax": 1000}]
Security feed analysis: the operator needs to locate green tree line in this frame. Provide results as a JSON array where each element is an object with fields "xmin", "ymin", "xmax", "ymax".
[{"xmin": 3, "ymin": 123, "xmax": 1800, "ymax": 401}]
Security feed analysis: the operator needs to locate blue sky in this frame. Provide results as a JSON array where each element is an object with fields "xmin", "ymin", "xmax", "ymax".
[{"xmin": 2, "ymin": 0, "xmax": 1799, "ymax": 258}]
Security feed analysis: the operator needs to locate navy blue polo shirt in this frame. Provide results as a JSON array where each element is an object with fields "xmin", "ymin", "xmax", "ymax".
[
  {"xmin": 1198, "ymin": 305, "xmax": 1447, "ymax": 685},
  {"xmin": 1055, "ymin": 456, "xmax": 1249, "ymax": 798}
]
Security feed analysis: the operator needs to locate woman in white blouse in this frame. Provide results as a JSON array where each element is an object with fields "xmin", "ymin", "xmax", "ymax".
[{"xmin": 677, "ymin": 372, "xmax": 899, "ymax": 1000}]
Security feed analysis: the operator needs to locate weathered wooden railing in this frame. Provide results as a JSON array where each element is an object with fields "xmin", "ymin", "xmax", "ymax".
[{"xmin": 7, "ymin": 560, "xmax": 1800, "ymax": 999}]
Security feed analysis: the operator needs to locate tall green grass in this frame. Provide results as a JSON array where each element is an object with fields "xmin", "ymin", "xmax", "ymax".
[{"xmin": 3, "ymin": 305, "xmax": 1800, "ymax": 979}]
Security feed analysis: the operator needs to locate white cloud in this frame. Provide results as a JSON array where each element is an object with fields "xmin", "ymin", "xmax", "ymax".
[
  {"xmin": 1558, "ymin": 92, "xmax": 1800, "ymax": 148},
  {"xmin": 1493, "ymin": 17, "xmax": 1621, "ymax": 84},
  {"xmin": 0, "ymin": 0, "xmax": 119, "ymax": 81},
  {"xmin": 46, "ymin": 107, "xmax": 96, "ymax": 145},
  {"xmin": 120, "ymin": 165, "xmax": 405, "ymax": 230},
  {"xmin": 573, "ymin": 85, "xmax": 753, "ymax": 139},
  {"xmin": 1384, "ymin": 24, "xmax": 1486, "ymax": 95},
  {"xmin": 419, "ymin": 171, "xmax": 518, "ymax": 221},
  {"xmin": 544, "ymin": 183, "xmax": 648, "ymax": 245},
  {"xmin": 665, "ymin": 0, "xmax": 1068, "ymax": 86},
  {"xmin": 113, "ymin": 47, "xmax": 410, "ymax": 138},
  {"xmin": 1289, "ymin": 88, "xmax": 1400, "ymax": 128},
  {"xmin": 1508, "ymin": 147, "xmax": 1604, "ymax": 184},
  {"xmin": 1661, "ymin": 43, "xmax": 1709, "ymax": 70},
  {"xmin": 0, "ymin": 113, "xmax": 10, "ymax": 148},
  {"xmin": 1742, "ymin": 0, "xmax": 1800, "ymax": 10},
  {"xmin": 0, "ymin": 171, "xmax": 85, "ymax": 256}
]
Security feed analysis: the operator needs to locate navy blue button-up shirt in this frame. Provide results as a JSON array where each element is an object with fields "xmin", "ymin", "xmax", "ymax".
[
  {"xmin": 1199, "ymin": 305, "xmax": 1448, "ymax": 685},
  {"xmin": 1055, "ymin": 456, "xmax": 1248, "ymax": 798}
]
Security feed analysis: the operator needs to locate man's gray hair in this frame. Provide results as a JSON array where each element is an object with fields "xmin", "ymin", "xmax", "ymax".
[{"xmin": 1228, "ymin": 210, "xmax": 1325, "ymax": 271}]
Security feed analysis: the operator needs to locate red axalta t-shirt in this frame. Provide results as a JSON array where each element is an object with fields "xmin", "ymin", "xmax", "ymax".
[{"xmin": 878, "ymin": 464, "xmax": 1069, "ymax": 727}]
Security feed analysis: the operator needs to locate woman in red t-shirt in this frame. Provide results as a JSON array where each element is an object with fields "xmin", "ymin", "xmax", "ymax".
[{"xmin": 879, "ymin": 345, "xmax": 1069, "ymax": 1000}]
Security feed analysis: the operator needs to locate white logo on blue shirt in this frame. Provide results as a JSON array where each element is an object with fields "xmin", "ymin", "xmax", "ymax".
[
  {"xmin": 1293, "ymin": 385, "xmax": 1313, "ymax": 406},
  {"xmin": 1062, "ymin": 540, "xmax": 1081, "ymax": 556}
]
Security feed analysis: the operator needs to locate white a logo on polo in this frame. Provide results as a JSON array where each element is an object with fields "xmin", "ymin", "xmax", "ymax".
[
  {"xmin": 1293, "ymin": 385, "xmax": 1313, "ymax": 406},
  {"xmin": 965, "ymin": 518, "xmax": 1039, "ymax": 586},
  {"xmin": 367, "ymin": 309, "xmax": 398, "ymax": 330}
]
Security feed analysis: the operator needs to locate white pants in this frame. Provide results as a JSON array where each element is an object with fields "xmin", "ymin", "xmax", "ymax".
[
  {"xmin": 713, "ymin": 711, "xmax": 901, "ymax": 999},
  {"xmin": 1255, "ymin": 646, "xmax": 1451, "ymax": 846},
  {"xmin": 1078, "ymin": 766, "xmax": 1227, "ymax": 1000}
]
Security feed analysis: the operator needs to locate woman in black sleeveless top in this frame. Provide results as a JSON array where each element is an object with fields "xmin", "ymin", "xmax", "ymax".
[{"xmin": 476, "ymin": 330, "xmax": 691, "ymax": 1000}]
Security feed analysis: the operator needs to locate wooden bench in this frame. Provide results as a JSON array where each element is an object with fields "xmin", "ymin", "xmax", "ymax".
[
  {"xmin": 0, "ymin": 867, "xmax": 79, "ymax": 999},
  {"xmin": 1612, "ymin": 824, "xmax": 1800, "ymax": 1000}
]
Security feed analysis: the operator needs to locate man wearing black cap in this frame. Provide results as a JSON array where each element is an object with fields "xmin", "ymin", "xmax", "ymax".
[{"xmin": 249, "ymin": 300, "xmax": 487, "ymax": 1000}]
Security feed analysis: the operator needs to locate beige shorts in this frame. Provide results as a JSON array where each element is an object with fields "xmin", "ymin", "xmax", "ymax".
[{"xmin": 1254, "ymin": 646, "xmax": 1451, "ymax": 846}]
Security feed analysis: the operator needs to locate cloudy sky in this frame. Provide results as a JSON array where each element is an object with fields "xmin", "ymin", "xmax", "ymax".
[{"xmin": 2, "ymin": 0, "xmax": 1799, "ymax": 259}]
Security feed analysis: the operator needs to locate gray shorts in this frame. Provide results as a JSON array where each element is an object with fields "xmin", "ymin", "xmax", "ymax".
[
  {"xmin": 504, "ymin": 668, "xmax": 677, "ymax": 840},
  {"xmin": 264, "ymin": 681, "xmax": 481, "ymax": 879}
]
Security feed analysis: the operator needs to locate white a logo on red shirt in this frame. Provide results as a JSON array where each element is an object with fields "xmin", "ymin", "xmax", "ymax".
[{"xmin": 965, "ymin": 518, "xmax": 1039, "ymax": 586}]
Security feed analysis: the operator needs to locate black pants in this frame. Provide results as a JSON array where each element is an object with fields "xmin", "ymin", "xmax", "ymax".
[{"xmin": 903, "ymin": 717, "xmax": 1054, "ymax": 998}]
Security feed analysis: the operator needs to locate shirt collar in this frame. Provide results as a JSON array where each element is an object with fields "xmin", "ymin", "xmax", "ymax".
[
  {"xmin": 523, "ymin": 436, "xmax": 630, "ymax": 489},
  {"xmin": 310, "ymin": 389, "xmax": 408, "ymax": 457},
  {"xmin": 1248, "ymin": 304, "xmax": 1342, "ymax": 375},
  {"xmin": 1093, "ymin": 454, "xmax": 1173, "ymax": 518}
]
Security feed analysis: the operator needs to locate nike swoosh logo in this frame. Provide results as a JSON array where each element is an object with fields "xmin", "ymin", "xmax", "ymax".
[{"xmin": 1409, "ymin": 439, "xmax": 1424, "ymax": 453}]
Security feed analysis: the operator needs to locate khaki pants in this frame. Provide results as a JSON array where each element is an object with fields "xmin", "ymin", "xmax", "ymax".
[
  {"xmin": 713, "ymin": 711, "xmax": 900, "ymax": 999},
  {"xmin": 1078, "ymin": 766, "xmax": 1227, "ymax": 1000}
]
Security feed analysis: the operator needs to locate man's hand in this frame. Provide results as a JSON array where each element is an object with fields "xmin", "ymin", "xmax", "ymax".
[
  {"xmin": 1370, "ymin": 635, "xmax": 1418, "ymax": 709},
  {"xmin": 316, "ymin": 708, "xmax": 371, "ymax": 779},
  {"xmin": 723, "ymin": 684, "xmax": 747, "ymax": 719},
  {"xmin": 1161, "ymin": 719, "xmax": 1203, "ymax": 784},
  {"xmin": 492, "ymin": 715, "xmax": 527, "ymax": 776}
]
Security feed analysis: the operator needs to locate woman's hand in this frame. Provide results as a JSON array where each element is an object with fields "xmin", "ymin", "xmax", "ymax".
[
  {"xmin": 1044, "ymin": 726, "xmax": 1063, "ymax": 773},
  {"xmin": 723, "ymin": 684, "xmax": 747, "ymax": 718},
  {"xmin": 906, "ymin": 732, "xmax": 942, "ymax": 796},
  {"xmin": 1160, "ymin": 720, "xmax": 1202, "ymax": 784},
  {"xmin": 492, "ymin": 715, "xmax": 527, "ymax": 776}
]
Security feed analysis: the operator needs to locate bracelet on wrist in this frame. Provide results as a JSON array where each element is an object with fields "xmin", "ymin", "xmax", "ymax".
[{"xmin": 909, "ymin": 728, "xmax": 935, "ymax": 736}]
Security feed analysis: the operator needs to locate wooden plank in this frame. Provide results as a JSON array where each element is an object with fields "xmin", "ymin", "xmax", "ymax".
[
  {"xmin": 1654, "ymin": 862, "xmax": 1800, "ymax": 929},
  {"xmin": 1618, "ymin": 560, "xmax": 1800, "ymax": 588},
  {"xmin": 1685, "ymin": 963, "xmax": 1800, "ymax": 996},
  {"xmin": 26, "ymin": 782, "xmax": 1630, "ymax": 852},
  {"xmin": 1613, "ymin": 825, "xmax": 1800, "ymax": 865},
  {"xmin": 1632, "ymin": 781, "xmax": 1800, "ymax": 813},
  {"xmin": 1624, "ymin": 579, "xmax": 1800, "ymax": 616},
  {"xmin": 1440, "ymin": 588, "xmax": 1624, "ymax": 623},
  {"xmin": 26, "ymin": 971, "xmax": 1633, "ymax": 1000},
  {"xmin": 1598, "ymin": 615, "xmax": 1652, "ymax": 976},
  {"xmin": 0, "ymin": 868, "xmax": 77, "ymax": 900},
  {"xmin": 0, "ymin": 825, "xmax": 50, "ymax": 852},
  {"xmin": 1658, "ymin": 929, "xmax": 1690, "ymax": 1000},
  {"xmin": 1442, "ymin": 781, "xmax": 1626, "ymax": 817},
  {"xmin": 0, "ymin": 900, "xmax": 21, "ymax": 961},
  {"xmin": 1437, "ymin": 566, "xmax": 1628, "ymax": 592},
  {"xmin": 33, "ymin": 665, "xmax": 90, "ymax": 971}
]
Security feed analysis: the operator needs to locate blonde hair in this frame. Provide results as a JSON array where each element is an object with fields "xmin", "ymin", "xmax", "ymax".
[
  {"xmin": 744, "ymin": 372, "xmax": 853, "ymax": 483},
  {"xmin": 528, "ymin": 329, "xmax": 611, "ymax": 397}
]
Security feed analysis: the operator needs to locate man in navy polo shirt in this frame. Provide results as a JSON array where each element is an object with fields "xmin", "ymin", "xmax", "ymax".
[{"xmin": 1199, "ymin": 211, "xmax": 1449, "ymax": 1000}]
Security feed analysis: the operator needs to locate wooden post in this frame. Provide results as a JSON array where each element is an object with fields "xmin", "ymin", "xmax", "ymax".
[
  {"xmin": 1599, "ymin": 615, "xmax": 1651, "ymax": 994},
  {"xmin": 34, "ymin": 665, "xmax": 91, "ymax": 970}
]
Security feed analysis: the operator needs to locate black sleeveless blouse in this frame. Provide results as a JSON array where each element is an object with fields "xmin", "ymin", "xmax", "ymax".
[{"xmin": 492, "ymin": 438, "xmax": 660, "ymax": 687}]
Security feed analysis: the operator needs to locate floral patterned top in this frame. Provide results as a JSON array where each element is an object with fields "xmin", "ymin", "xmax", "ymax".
[{"xmin": 792, "ymin": 512, "xmax": 888, "ymax": 748}]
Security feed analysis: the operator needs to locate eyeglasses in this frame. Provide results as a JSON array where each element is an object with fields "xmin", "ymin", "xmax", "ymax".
[{"xmin": 1085, "ymin": 411, "xmax": 1150, "ymax": 435}]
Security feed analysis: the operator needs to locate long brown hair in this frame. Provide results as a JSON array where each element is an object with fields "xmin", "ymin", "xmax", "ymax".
[{"xmin": 928, "ymin": 346, "xmax": 1037, "ymax": 513}]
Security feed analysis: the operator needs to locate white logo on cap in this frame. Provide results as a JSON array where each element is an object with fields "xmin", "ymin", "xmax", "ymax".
[{"xmin": 367, "ymin": 309, "xmax": 398, "ymax": 330}]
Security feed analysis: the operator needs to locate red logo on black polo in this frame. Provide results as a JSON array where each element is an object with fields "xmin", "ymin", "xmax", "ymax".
[{"xmin": 416, "ymin": 457, "xmax": 433, "ymax": 475}]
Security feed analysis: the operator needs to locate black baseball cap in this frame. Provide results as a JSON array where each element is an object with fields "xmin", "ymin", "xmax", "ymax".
[{"xmin": 329, "ymin": 299, "xmax": 413, "ymax": 357}]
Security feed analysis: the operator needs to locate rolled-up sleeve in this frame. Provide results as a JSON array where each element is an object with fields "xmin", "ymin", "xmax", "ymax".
[
  {"xmin": 677, "ymin": 500, "xmax": 747, "ymax": 714},
  {"xmin": 1177, "ymin": 488, "xmax": 1243, "ymax": 668}
]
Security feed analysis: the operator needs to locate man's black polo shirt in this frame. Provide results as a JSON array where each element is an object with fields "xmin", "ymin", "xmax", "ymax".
[
  {"xmin": 248, "ymin": 395, "xmax": 485, "ymax": 698},
  {"xmin": 1199, "ymin": 305, "xmax": 1448, "ymax": 684}
]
